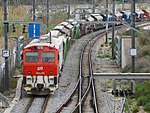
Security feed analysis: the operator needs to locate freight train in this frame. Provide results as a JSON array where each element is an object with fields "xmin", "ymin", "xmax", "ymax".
[{"xmin": 22, "ymin": 9, "xmax": 150, "ymax": 95}]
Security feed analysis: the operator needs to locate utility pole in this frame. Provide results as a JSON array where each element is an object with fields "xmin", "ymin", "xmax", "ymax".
[
  {"xmin": 92, "ymin": 0, "xmax": 95, "ymax": 13},
  {"xmin": 3, "ymin": 0, "xmax": 9, "ymax": 91},
  {"xmin": 68, "ymin": 0, "xmax": 70, "ymax": 19},
  {"xmin": 46, "ymin": 0, "xmax": 49, "ymax": 33},
  {"xmin": 33, "ymin": 0, "xmax": 36, "ymax": 21},
  {"xmin": 131, "ymin": 0, "xmax": 136, "ymax": 73},
  {"xmin": 112, "ymin": 0, "xmax": 115, "ymax": 59},
  {"xmin": 122, "ymin": 0, "xmax": 124, "ymax": 10},
  {"xmin": 105, "ymin": 0, "xmax": 108, "ymax": 45}
]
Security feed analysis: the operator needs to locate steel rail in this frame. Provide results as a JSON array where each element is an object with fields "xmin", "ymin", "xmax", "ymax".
[
  {"xmin": 54, "ymin": 25, "xmax": 126, "ymax": 113},
  {"xmin": 71, "ymin": 25, "xmax": 123, "ymax": 113},
  {"xmin": 55, "ymin": 29, "xmax": 107, "ymax": 113},
  {"xmin": 78, "ymin": 30, "xmax": 94, "ymax": 113},
  {"xmin": 55, "ymin": 79, "xmax": 80, "ymax": 113},
  {"xmin": 55, "ymin": 30, "xmax": 104, "ymax": 113},
  {"xmin": 24, "ymin": 96, "xmax": 34, "ymax": 113},
  {"xmin": 71, "ymin": 31, "xmax": 106, "ymax": 113},
  {"xmin": 89, "ymin": 38, "xmax": 98, "ymax": 113},
  {"xmin": 40, "ymin": 95, "xmax": 50, "ymax": 113}
]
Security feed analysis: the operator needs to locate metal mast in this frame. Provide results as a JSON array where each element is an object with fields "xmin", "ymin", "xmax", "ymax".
[
  {"xmin": 92, "ymin": 0, "xmax": 95, "ymax": 13},
  {"xmin": 112, "ymin": 0, "xmax": 115, "ymax": 59},
  {"xmin": 122, "ymin": 0, "xmax": 124, "ymax": 10},
  {"xmin": 3, "ymin": 0, "xmax": 9, "ymax": 91},
  {"xmin": 105, "ymin": 0, "xmax": 108, "ymax": 45},
  {"xmin": 33, "ymin": 0, "xmax": 36, "ymax": 21},
  {"xmin": 131, "ymin": 0, "xmax": 136, "ymax": 72},
  {"xmin": 46, "ymin": 0, "xmax": 49, "ymax": 33},
  {"xmin": 68, "ymin": 0, "xmax": 70, "ymax": 19}
]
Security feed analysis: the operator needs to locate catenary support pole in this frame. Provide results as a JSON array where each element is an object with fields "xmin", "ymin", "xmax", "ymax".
[
  {"xmin": 92, "ymin": 0, "xmax": 95, "ymax": 13},
  {"xmin": 105, "ymin": 0, "xmax": 108, "ymax": 45},
  {"xmin": 112, "ymin": 0, "xmax": 115, "ymax": 59},
  {"xmin": 68, "ymin": 0, "xmax": 70, "ymax": 19},
  {"xmin": 131, "ymin": 0, "xmax": 136, "ymax": 73},
  {"xmin": 33, "ymin": 0, "xmax": 36, "ymax": 21},
  {"xmin": 3, "ymin": 0, "xmax": 9, "ymax": 91},
  {"xmin": 122, "ymin": 0, "xmax": 124, "ymax": 11},
  {"xmin": 46, "ymin": 0, "xmax": 49, "ymax": 33}
]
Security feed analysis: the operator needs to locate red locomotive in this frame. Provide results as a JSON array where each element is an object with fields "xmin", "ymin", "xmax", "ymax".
[{"xmin": 22, "ymin": 38, "xmax": 60, "ymax": 95}]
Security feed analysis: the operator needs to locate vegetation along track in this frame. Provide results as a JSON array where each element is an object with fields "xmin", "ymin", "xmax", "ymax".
[
  {"xmin": 55, "ymin": 26, "xmax": 119, "ymax": 113},
  {"xmin": 24, "ymin": 95, "xmax": 50, "ymax": 113}
]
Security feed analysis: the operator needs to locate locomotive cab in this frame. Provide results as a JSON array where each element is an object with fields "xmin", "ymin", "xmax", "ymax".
[{"xmin": 23, "ymin": 42, "xmax": 59, "ymax": 95}]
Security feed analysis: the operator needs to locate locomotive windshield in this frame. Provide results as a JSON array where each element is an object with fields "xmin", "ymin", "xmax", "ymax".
[
  {"xmin": 42, "ymin": 52, "xmax": 55, "ymax": 62},
  {"xmin": 26, "ymin": 52, "xmax": 39, "ymax": 62}
]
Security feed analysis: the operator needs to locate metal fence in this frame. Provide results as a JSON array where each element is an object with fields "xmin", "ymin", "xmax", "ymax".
[{"xmin": 0, "ymin": 45, "xmax": 17, "ymax": 92}]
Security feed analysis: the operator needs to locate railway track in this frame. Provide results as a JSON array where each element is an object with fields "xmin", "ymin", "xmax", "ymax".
[
  {"xmin": 75, "ymin": 31, "xmax": 100, "ymax": 113},
  {"xmin": 24, "ymin": 95, "xmax": 50, "ymax": 113},
  {"xmin": 55, "ymin": 29, "xmax": 108, "ymax": 113},
  {"xmin": 55, "ymin": 24, "xmax": 126, "ymax": 113}
]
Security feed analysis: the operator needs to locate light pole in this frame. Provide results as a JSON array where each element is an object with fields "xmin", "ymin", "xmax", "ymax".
[
  {"xmin": 33, "ymin": 0, "xmax": 36, "ymax": 21},
  {"xmin": 105, "ymin": 0, "xmax": 108, "ymax": 45},
  {"xmin": 112, "ymin": 0, "xmax": 115, "ymax": 59},
  {"xmin": 46, "ymin": 0, "xmax": 49, "ymax": 33},
  {"xmin": 92, "ymin": 0, "xmax": 95, "ymax": 13},
  {"xmin": 3, "ymin": 0, "xmax": 9, "ymax": 91},
  {"xmin": 131, "ymin": 0, "xmax": 136, "ymax": 73},
  {"xmin": 68, "ymin": 0, "xmax": 70, "ymax": 19},
  {"xmin": 122, "ymin": 0, "xmax": 124, "ymax": 10}
]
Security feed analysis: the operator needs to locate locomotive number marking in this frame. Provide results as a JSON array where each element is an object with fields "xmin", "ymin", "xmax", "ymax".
[{"xmin": 37, "ymin": 67, "xmax": 43, "ymax": 71}]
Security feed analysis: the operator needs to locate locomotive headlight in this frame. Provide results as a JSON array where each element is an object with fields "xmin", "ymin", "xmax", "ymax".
[
  {"xmin": 37, "ymin": 46, "xmax": 43, "ymax": 49},
  {"xmin": 50, "ymin": 71, "xmax": 53, "ymax": 74},
  {"xmin": 27, "ymin": 71, "xmax": 32, "ymax": 74}
]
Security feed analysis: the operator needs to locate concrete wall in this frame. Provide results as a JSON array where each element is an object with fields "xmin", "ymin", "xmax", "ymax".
[{"xmin": 121, "ymin": 36, "xmax": 137, "ymax": 68}]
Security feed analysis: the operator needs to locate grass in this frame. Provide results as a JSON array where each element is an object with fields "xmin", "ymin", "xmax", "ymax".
[
  {"xmin": 0, "ymin": 6, "xmax": 30, "ymax": 48},
  {"xmin": 121, "ymin": 28, "xmax": 150, "ymax": 112},
  {"xmin": 0, "ymin": 6, "xmax": 67, "ymax": 41},
  {"xmin": 97, "ymin": 46, "xmax": 112, "ymax": 59},
  {"xmin": 48, "ymin": 12, "xmax": 67, "ymax": 29}
]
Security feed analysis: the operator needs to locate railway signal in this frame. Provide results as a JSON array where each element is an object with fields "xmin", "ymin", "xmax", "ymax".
[
  {"xmin": 12, "ymin": 23, "xmax": 16, "ymax": 32},
  {"xmin": 22, "ymin": 24, "xmax": 26, "ymax": 33}
]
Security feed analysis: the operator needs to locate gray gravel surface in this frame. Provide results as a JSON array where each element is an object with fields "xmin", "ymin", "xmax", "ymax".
[
  {"xmin": 11, "ymin": 96, "xmax": 31, "ymax": 113},
  {"xmin": 92, "ymin": 33, "xmax": 124, "ymax": 113},
  {"xmin": 27, "ymin": 97, "xmax": 45, "ymax": 113}
]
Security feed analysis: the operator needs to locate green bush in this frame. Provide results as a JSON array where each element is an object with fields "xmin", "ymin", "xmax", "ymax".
[
  {"xmin": 132, "ymin": 105, "xmax": 139, "ymax": 113},
  {"xmin": 137, "ymin": 96, "xmax": 150, "ymax": 106},
  {"xmin": 144, "ymin": 103, "xmax": 150, "ymax": 111}
]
